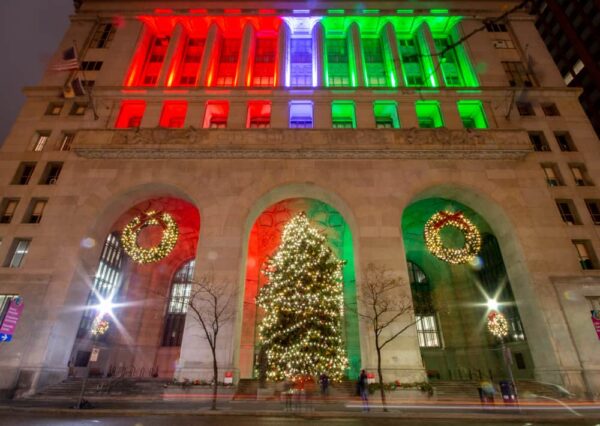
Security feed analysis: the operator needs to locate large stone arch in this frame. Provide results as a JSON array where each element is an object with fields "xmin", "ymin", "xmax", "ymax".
[
  {"xmin": 232, "ymin": 182, "xmax": 363, "ymax": 379},
  {"xmin": 399, "ymin": 183, "xmax": 567, "ymax": 387}
]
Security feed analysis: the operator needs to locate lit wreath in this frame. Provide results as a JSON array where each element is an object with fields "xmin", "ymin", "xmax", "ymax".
[
  {"xmin": 91, "ymin": 316, "xmax": 110, "ymax": 336},
  {"xmin": 487, "ymin": 311, "xmax": 509, "ymax": 339},
  {"xmin": 424, "ymin": 211, "xmax": 481, "ymax": 264},
  {"xmin": 121, "ymin": 210, "xmax": 179, "ymax": 264}
]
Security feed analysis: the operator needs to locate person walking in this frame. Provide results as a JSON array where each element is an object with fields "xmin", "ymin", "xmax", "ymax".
[
  {"xmin": 358, "ymin": 369, "xmax": 369, "ymax": 412},
  {"xmin": 319, "ymin": 372, "xmax": 329, "ymax": 399}
]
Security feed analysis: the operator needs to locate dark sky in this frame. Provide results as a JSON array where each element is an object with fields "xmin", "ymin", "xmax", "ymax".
[{"xmin": 0, "ymin": 0, "xmax": 74, "ymax": 144}]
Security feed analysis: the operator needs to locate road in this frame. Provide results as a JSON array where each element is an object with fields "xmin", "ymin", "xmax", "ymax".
[{"xmin": 0, "ymin": 413, "xmax": 598, "ymax": 426}]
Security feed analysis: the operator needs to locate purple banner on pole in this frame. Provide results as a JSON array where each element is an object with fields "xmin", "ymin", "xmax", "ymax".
[
  {"xmin": 591, "ymin": 310, "xmax": 600, "ymax": 340},
  {"xmin": 0, "ymin": 299, "xmax": 24, "ymax": 336}
]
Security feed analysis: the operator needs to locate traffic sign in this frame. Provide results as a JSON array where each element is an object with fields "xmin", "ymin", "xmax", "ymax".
[{"xmin": 0, "ymin": 334, "xmax": 12, "ymax": 342}]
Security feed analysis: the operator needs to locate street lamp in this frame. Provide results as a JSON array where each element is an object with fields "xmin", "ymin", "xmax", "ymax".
[{"xmin": 486, "ymin": 309, "xmax": 518, "ymax": 403}]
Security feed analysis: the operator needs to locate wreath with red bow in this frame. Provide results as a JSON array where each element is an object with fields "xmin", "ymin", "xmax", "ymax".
[{"xmin": 424, "ymin": 211, "xmax": 481, "ymax": 264}]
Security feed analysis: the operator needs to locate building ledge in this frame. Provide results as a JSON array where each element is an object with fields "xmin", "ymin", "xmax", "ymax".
[{"xmin": 73, "ymin": 128, "xmax": 531, "ymax": 160}]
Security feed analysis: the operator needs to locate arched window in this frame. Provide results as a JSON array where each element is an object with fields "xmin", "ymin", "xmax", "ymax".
[
  {"xmin": 162, "ymin": 259, "xmax": 195, "ymax": 347},
  {"xmin": 408, "ymin": 261, "xmax": 441, "ymax": 348},
  {"xmin": 77, "ymin": 232, "xmax": 124, "ymax": 338}
]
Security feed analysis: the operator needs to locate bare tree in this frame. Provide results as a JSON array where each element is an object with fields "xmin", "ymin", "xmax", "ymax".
[
  {"xmin": 356, "ymin": 263, "xmax": 424, "ymax": 412},
  {"xmin": 186, "ymin": 275, "xmax": 236, "ymax": 410}
]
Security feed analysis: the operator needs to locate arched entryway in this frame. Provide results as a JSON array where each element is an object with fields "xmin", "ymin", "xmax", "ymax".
[
  {"xmin": 69, "ymin": 196, "xmax": 200, "ymax": 379},
  {"xmin": 238, "ymin": 198, "xmax": 361, "ymax": 379},
  {"xmin": 401, "ymin": 197, "xmax": 534, "ymax": 382}
]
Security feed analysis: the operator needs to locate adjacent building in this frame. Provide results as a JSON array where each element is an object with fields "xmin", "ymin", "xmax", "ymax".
[{"xmin": 1, "ymin": 0, "xmax": 600, "ymax": 399}]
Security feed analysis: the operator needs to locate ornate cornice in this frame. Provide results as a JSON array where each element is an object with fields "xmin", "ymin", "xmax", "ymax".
[{"xmin": 73, "ymin": 128, "xmax": 531, "ymax": 160}]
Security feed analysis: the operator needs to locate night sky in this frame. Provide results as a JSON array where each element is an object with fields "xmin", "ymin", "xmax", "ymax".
[{"xmin": 0, "ymin": 0, "xmax": 74, "ymax": 144}]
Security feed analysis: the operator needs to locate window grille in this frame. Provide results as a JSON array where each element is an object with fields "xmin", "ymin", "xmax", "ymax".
[{"xmin": 162, "ymin": 260, "xmax": 195, "ymax": 346}]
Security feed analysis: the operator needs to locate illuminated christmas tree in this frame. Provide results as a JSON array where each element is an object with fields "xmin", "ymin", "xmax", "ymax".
[{"xmin": 257, "ymin": 212, "xmax": 348, "ymax": 381}]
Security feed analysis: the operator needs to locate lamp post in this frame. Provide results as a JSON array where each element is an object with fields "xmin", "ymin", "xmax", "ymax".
[
  {"xmin": 486, "ymin": 308, "xmax": 518, "ymax": 402},
  {"xmin": 76, "ymin": 297, "xmax": 112, "ymax": 409}
]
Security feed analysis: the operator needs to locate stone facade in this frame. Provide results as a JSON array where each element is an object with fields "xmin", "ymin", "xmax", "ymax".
[{"xmin": 0, "ymin": 0, "xmax": 600, "ymax": 399}]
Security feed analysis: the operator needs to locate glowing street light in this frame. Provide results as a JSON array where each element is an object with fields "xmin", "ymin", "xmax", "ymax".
[{"xmin": 486, "ymin": 298, "xmax": 499, "ymax": 312}]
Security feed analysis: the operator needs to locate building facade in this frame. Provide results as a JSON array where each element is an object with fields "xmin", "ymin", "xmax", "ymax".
[
  {"xmin": 1, "ymin": 0, "xmax": 600, "ymax": 398},
  {"xmin": 532, "ymin": 0, "xmax": 600, "ymax": 138}
]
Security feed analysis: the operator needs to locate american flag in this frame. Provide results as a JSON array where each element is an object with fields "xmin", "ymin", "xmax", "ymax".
[{"xmin": 52, "ymin": 46, "xmax": 80, "ymax": 71}]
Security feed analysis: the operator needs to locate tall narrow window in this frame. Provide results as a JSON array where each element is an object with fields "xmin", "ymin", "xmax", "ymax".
[
  {"xmin": 326, "ymin": 37, "xmax": 351, "ymax": 87},
  {"xmin": 253, "ymin": 37, "xmax": 277, "ymax": 87},
  {"xmin": 115, "ymin": 101, "xmax": 146, "ymax": 129},
  {"xmin": 416, "ymin": 101, "xmax": 443, "ymax": 128},
  {"xmin": 0, "ymin": 199, "xmax": 19, "ymax": 224},
  {"xmin": 162, "ymin": 260, "xmax": 195, "ymax": 347},
  {"xmin": 215, "ymin": 38, "xmax": 240, "ymax": 87},
  {"xmin": 45, "ymin": 103, "xmax": 63, "ymax": 116},
  {"xmin": 373, "ymin": 101, "xmax": 400, "ymax": 128},
  {"xmin": 60, "ymin": 133, "xmax": 75, "ymax": 151},
  {"xmin": 573, "ymin": 240, "xmax": 596, "ymax": 270},
  {"xmin": 555, "ymin": 132, "xmax": 576, "ymax": 152},
  {"xmin": 203, "ymin": 101, "xmax": 229, "ymax": 129},
  {"xmin": 247, "ymin": 101, "xmax": 271, "ymax": 129},
  {"xmin": 40, "ymin": 163, "xmax": 63, "ymax": 185},
  {"xmin": 408, "ymin": 261, "xmax": 440, "ymax": 348},
  {"xmin": 289, "ymin": 38, "xmax": 313, "ymax": 87},
  {"xmin": 159, "ymin": 101, "xmax": 188, "ymax": 128},
  {"xmin": 12, "ymin": 163, "xmax": 36, "ymax": 185},
  {"xmin": 541, "ymin": 163, "xmax": 563, "ymax": 186},
  {"xmin": 174, "ymin": 37, "xmax": 205, "ymax": 86},
  {"xmin": 398, "ymin": 36, "xmax": 427, "ymax": 86},
  {"xmin": 0, "ymin": 295, "xmax": 19, "ymax": 324},
  {"xmin": 289, "ymin": 101, "xmax": 313, "ymax": 129},
  {"xmin": 91, "ymin": 23, "xmax": 116, "ymax": 49},
  {"xmin": 77, "ymin": 233, "xmax": 124, "ymax": 337},
  {"xmin": 331, "ymin": 101, "xmax": 356, "ymax": 128},
  {"xmin": 362, "ymin": 38, "xmax": 388, "ymax": 87},
  {"xmin": 457, "ymin": 100, "xmax": 488, "ymax": 129},
  {"xmin": 4, "ymin": 239, "xmax": 31, "ymax": 268},
  {"xmin": 585, "ymin": 200, "xmax": 600, "ymax": 225},
  {"xmin": 528, "ymin": 132, "xmax": 550, "ymax": 151},
  {"xmin": 138, "ymin": 35, "xmax": 170, "ymax": 86},
  {"xmin": 556, "ymin": 200, "xmax": 580, "ymax": 225},
  {"xmin": 32, "ymin": 132, "xmax": 50, "ymax": 152},
  {"xmin": 434, "ymin": 37, "xmax": 463, "ymax": 86},
  {"xmin": 24, "ymin": 199, "xmax": 47, "ymax": 224},
  {"xmin": 570, "ymin": 164, "xmax": 593, "ymax": 186},
  {"xmin": 502, "ymin": 61, "xmax": 534, "ymax": 87}
]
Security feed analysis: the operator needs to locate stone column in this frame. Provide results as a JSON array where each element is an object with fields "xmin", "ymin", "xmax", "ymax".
[
  {"xmin": 271, "ymin": 100, "xmax": 288, "ymax": 129},
  {"xmin": 313, "ymin": 23, "xmax": 325, "ymax": 87},
  {"xmin": 383, "ymin": 22, "xmax": 404, "ymax": 87},
  {"xmin": 314, "ymin": 100, "xmax": 332, "ymax": 129},
  {"xmin": 158, "ymin": 23, "xmax": 185, "ymax": 87},
  {"xmin": 349, "ymin": 23, "xmax": 365, "ymax": 87},
  {"xmin": 440, "ymin": 100, "xmax": 464, "ymax": 129},
  {"xmin": 237, "ymin": 22, "xmax": 255, "ymax": 87},
  {"xmin": 355, "ymin": 101, "xmax": 374, "ymax": 129},
  {"xmin": 277, "ymin": 23, "xmax": 288, "ymax": 87},
  {"xmin": 420, "ymin": 23, "xmax": 445, "ymax": 87},
  {"xmin": 184, "ymin": 102, "xmax": 206, "ymax": 128},
  {"xmin": 398, "ymin": 102, "xmax": 419, "ymax": 129},
  {"xmin": 140, "ymin": 101, "xmax": 163, "ymax": 128},
  {"xmin": 198, "ymin": 22, "xmax": 220, "ymax": 87},
  {"xmin": 228, "ymin": 101, "xmax": 248, "ymax": 129}
]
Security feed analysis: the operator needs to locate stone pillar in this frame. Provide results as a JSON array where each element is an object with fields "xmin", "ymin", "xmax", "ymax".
[
  {"xmin": 271, "ymin": 100, "xmax": 288, "ymax": 129},
  {"xmin": 237, "ymin": 23, "xmax": 255, "ymax": 87},
  {"xmin": 158, "ymin": 23, "xmax": 185, "ymax": 87},
  {"xmin": 349, "ymin": 23, "xmax": 365, "ymax": 87},
  {"xmin": 185, "ymin": 102, "xmax": 206, "ymax": 128},
  {"xmin": 140, "ymin": 101, "xmax": 163, "ymax": 128},
  {"xmin": 198, "ymin": 22, "xmax": 220, "ymax": 87},
  {"xmin": 355, "ymin": 101, "xmax": 374, "ymax": 129},
  {"xmin": 440, "ymin": 100, "xmax": 464, "ymax": 129},
  {"xmin": 383, "ymin": 23, "xmax": 404, "ymax": 87},
  {"xmin": 228, "ymin": 101, "xmax": 248, "ymax": 129},
  {"xmin": 398, "ymin": 102, "xmax": 419, "ymax": 129},
  {"xmin": 314, "ymin": 100, "xmax": 332, "ymax": 129},
  {"xmin": 420, "ymin": 23, "xmax": 445, "ymax": 87},
  {"xmin": 313, "ymin": 23, "xmax": 325, "ymax": 87},
  {"xmin": 277, "ymin": 23, "xmax": 289, "ymax": 87}
]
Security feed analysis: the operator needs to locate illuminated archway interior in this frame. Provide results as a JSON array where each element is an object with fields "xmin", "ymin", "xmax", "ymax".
[
  {"xmin": 240, "ymin": 198, "xmax": 360, "ymax": 379},
  {"xmin": 401, "ymin": 198, "xmax": 534, "ymax": 381},
  {"xmin": 70, "ymin": 197, "xmax": 200, "ymax": 378}
]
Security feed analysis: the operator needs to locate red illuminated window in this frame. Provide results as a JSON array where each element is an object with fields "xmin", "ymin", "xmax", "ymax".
[
  {"xmin": 253, "ymin": 37, "xmax": 276, "ymax": 86},
  {"xmin": 203, "ymin": 101, "xmax": 229, "ymax": 129},
  {"xmin": 173, "ymin": 37, "xmax": 206, "ymax": 86},
  {"xmin": 160, "ymin": 101, "xmax": 188, "ymax": 128},
  {"xmin": 215, "ymin": 39, "xmax": 240, "ymax": 86},
  {"xmin": 115, "ymin": 101, "xmax": 146, "ymax": 128},
  {"xmin": 247, "ymin": 101, "xmax": 271, "ymax": 129},
  {"xmin": 136, "ymin": 35, "xmax": 170, "ymax": 86}
]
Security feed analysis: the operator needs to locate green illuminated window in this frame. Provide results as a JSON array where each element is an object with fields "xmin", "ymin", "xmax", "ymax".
[
  {"xmin": 331, "ymin": 101, "xmax": 356, "ymax": 128},
  {"xmin": 373, "ymin": 101, "xmax": 400, "ymax": 128},
  {"xmin": 362, "ymin": 38, "xmax": 387, "ymax": 87},
  {"xmin": 457, "ymin": 100, "xmax": 488, "ymax": 129},
  {"xmin": 434, "ymin": 32, "xmax": 478, "ymax": 87},
  {"xmin": 398, "ymin": 36, "xmax": 427, "ymax": 87},
  {"xmin": 416, "ymin": 101, "xmax": 443, "ymax": 128},
  {"xmin": 326, "ymin": 38, "xmax": 351, "ymax": 87}
]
